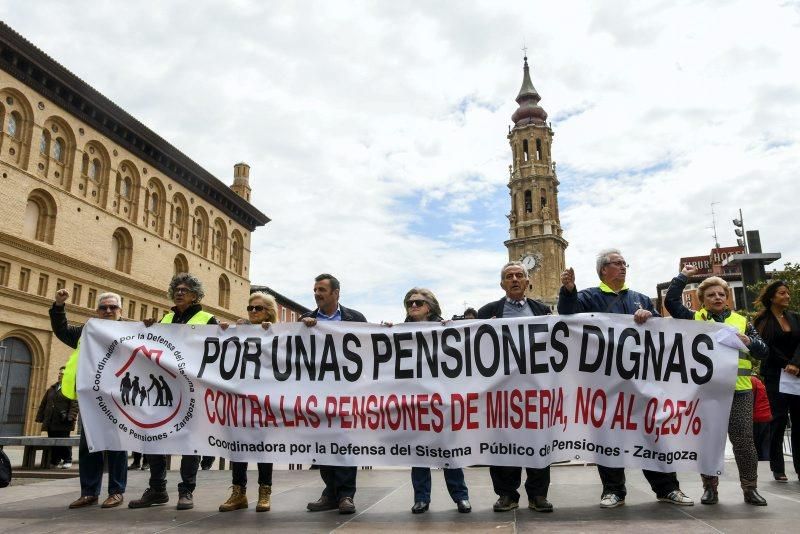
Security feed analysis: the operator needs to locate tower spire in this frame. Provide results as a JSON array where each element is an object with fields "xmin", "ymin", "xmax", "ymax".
[{"xmin": 511, "ymin": 56, "xmax": 548, "ymax": 126}]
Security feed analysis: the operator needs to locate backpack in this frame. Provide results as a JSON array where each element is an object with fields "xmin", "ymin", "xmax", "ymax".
[{"xmin": 0, "ymin": 449, "xmax": 11, "ymax": 488}]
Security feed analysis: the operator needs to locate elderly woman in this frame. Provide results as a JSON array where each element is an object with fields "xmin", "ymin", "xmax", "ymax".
[
  {"xmin": 753, "ymin": 280, "xmax": 800, "ymax": 482},
  {"xmin": 219, "ymin": 291, "xmax": 277, "ymax": 513},
  {"xmin": 665, "ymin": 266, "xmax": 768, "ymax": 506},
  {"xmin": 401, "ymin": 287, "xmax": 471, "ymax": 514},
  {"xmin": 129, "ymin": 273, "xmax": 217, "ymax": 511}
]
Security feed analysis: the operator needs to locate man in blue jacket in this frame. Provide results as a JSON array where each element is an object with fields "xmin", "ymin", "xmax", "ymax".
[{"xmin": 558, "ymin": 248, "xmax": 694, "ymax": 509}]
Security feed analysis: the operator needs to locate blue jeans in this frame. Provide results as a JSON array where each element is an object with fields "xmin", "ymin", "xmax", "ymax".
[
  {"xmin": 411, "ymin": 467, "xmax": 468, "ymax": 503},
  {"xmin": 78, "ymin": 423, "xmax": 127, "ymax": 496}
]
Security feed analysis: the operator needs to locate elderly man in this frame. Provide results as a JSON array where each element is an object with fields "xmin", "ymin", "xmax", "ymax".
[
  {"xmin": 478, "ymin": 261, "xmax": 554, "ymax": 513},
  {"xmin": 301, "ymin": 273, "xmax": 367, "ymax": 515},
  {"xmin": 50, "ymin": 289, "xmax": 128, "ymax": 509},
  {"xmin": 558, "ymin": 248, "xmax": 694, "ymax": 508}
]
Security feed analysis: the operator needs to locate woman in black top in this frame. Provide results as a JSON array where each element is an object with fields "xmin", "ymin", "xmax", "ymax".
[{"xmin": 753, "ymin": 280, "xmax": 800, "ymax": 481}]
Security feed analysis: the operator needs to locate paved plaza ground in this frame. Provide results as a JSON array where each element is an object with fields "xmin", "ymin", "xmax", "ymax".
[{"xmin": 1, "ymin": 450, "xmax": 799, "ymax": 533}]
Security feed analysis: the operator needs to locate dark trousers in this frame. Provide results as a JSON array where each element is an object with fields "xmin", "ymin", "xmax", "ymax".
[
  {"xmin": 201, "ymin": 456, "xmax": 214, "ymax": 469},
  {"xmin": 78, "ymin": 423, "xmax": 127, "ymax": 496},
  {"xmin": 146, "ymin": 454, "xmax": 199, "ymax": 494},
  {"xmin": 411, "ymin": 467, "xmax": 468, "ymax": 503},
  {"xmin": 490, "ymin": 465, "xmax": 550, "ymax": 501},
  {"xmin": 598, "ymin": 466, "xmax": 679, "ymax": 499},
  {"xmin": 47, "ymin": 429, "xmax": 72, "ymax": 464},
  {"xmin": 231, "ymin": 462, "xmax": 273, "ymax": 488},
  {"xmin": 319, "ymin": 465, "xmax": 357, "ymax": 500},
  {"xmin": 767, "ymin": 388, "xmax": 800, "ymax": 476}
]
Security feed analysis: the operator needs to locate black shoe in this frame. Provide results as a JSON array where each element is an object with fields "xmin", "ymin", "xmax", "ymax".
[
  {"xmin": 456, "ymin": 499, "xmax": 471, "ymax": 513},
  {"xmin": 141, "ymin": 462, "xmax": 149, "ymax": 471},
  {"xmin": 128, "ymin": 488, "xmax": 169, "ymax": 509},
  {"xmin": 411, "ymin": 501, "xmax": 429, "ymax": 514},
  {"xmin": 307, "ymin": 495, "xmax": 338, "ymax": 512},
  {"xmin": 493, "ymin": 495, "xmax": 519, "ymax": 512},
  {"xmin": 744, "ymin": 488, "xmax": 767, "ymax": 506},
  {"xmin": 128, "ymin": 462, "xmax": 140, "ymax": 471},
  {"xmin": 528, "ymin": 496, "xmax": 554, "ymax": 513},
  {"xmin": 701, "ymin": 487, "xmax": 718, "ymax": 505}
]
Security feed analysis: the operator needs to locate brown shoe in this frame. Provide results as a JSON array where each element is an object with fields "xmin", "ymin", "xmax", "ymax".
[
  {"xmin": 219, "ymin": 485, "xmax": 248, "ymax": 512},
  {"xmin": 101, "ymin": 494, "xmax": 124, "ymax": 508},
  {"xmin": 307, "ymin": 494, "xmax": 338, "ymax": 511},
  {"xmin": 338, "ymin": 496, "xmax": 356, "ymax": 514},
  {"xmin": 256, "ymin": 484, "xmax": 271, "ymax": 512},
  {"xmin": 69, "ymin": 495, "xmax": 98, "ymax": 509}
]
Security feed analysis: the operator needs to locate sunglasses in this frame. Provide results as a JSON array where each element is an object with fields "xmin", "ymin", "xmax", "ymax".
[
  {"xmin": 406, "ymin": 299, "xmax": 428, "ymax": 308},
  {"xmin": 97, "ymin": 305, "xmax": 119, "ymax": 312},
  {"xmin": 247, "ymin": 305, "xmax": 267, "ymax": 312}
]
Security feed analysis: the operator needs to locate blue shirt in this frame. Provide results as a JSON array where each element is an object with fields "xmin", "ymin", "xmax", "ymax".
[{"xmin": 316, "ymin": 307, "xmax": 342, "ymax": 322}]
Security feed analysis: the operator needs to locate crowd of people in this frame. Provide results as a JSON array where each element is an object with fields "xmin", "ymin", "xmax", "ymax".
[{"xmin": 43, "ymin": 248, "xmax": 798, "ymax": 515}]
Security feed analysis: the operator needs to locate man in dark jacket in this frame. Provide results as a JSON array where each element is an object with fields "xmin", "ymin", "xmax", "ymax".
[
  {"xmin": 558, "ymin": 248, "xmax": 693, "ymax": 508},
  {"xmin": 50, "ymin": 288, "xmax": 128, "ymax": 509},
  {"xmin": 478, "ymin": 261, "xmax": 554, "ymax": 513},
  {"xmin": 35, "ymin": 366, "xmax": 78, "ymax": 468},
  {"xmin": 302, "ymin": 273, "xmax": 366, "ymax": 515}
]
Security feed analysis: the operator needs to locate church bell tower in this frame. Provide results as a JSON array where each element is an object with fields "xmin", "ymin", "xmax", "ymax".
[{"xmin": 504, "ymin": 56, "xmax": 568, "ymax": 307}]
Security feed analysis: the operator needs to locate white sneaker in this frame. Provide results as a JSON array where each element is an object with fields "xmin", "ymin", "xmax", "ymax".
[
  {"xmin": 658, "ymin": 489, "xmax": 694, "ymax": 506},
  {"xmin": 600, "ymin": 493, "xmax": 625, "ymax": 508},
  {"xmin": 62, "ymin": 462, "xmax": 72, "ymax": 469}
]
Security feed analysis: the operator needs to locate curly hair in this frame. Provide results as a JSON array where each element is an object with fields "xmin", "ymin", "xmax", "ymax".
[{"xmin": 167, "ymin": 272, "xmax": 205, "ymax": 302}]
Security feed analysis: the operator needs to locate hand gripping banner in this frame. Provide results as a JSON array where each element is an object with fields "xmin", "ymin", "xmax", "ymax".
[{"xmin": 78, "ymin": 314, "xmax": 739, "ymax": 474}]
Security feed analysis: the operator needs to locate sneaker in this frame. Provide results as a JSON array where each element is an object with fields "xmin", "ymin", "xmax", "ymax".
[
  {"xmin": 68, "ymin": 495, "xmax": 98, "ymax": 509},
  {"xmin": 101, "ymin": 494, "xmax": 124, "ymax": 508},
  {"xmin": 528, "ymin": 496, "xmax": 554, "ymax": 513},
  {"xmin": 493, "ymin": 495, "xmax": 519, "ymax": 512},
  {"xmin": 62, "ymin": 462, "xmax": 72, "ymax": 469},
  {"xmin": 658, "ymin": 489, "xmax": 694, "ymax": 506},
  {"xmin": 177, "ymin": 491, "xmax": 194, "ymax": 510},
  {"xmin": 219, "ymin": 485, "xmax": 248, "ymax": 512},
  {"xmin": 338, "ymin": 496, "xmax": 356, "ymax": 514},
  {"xmin": 307, "ymin": 494, "xmax": 338, "ymax": 512},
  {"xmin": 128, "ymin": 488, "xmax": 169, "ymax": 509},
  {"xmin": 256, "ymin": 484, "xmax": 272, "ymax": 512},
  {"xmin": 600, "ymin": 493, "xmax": 625, "ymax": 508}
]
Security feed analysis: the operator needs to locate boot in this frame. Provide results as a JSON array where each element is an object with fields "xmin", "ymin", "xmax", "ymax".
[
  {"xmin": 700, "ymin": 475, "xmax": 718, "ymax": 505},
  {"xmin": 742, "ymin": 480, "xmax": 767, "ymax": 506},
  {"xmin": 256, "ymin": 484, "xmax": 271, "ymax": 512},
  {"xmin": 219, "ymin": 485, "xmax": 248, "ymax": 512}
]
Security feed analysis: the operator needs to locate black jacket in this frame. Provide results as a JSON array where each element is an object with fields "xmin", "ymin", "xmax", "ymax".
[
  {"xmin": 35, "ymin": 382, "xmax": 78, "ymax": 432},
  {"xmin": 477, "ymin": 297, "xmax": 551, "ymax": 319},
  {"xmin": 301, "ymin": 304, "xmax": 367, "ymax": 323},
  {"xmin": 49, "ymin": 303, "xmax": 83, "ymax": 349}
]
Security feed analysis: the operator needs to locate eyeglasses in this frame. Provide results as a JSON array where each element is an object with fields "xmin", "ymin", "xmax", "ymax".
[
  {"xmin": 406, "ymin": 299, "xmax": 428, "ymax": 308},
  {"xmin": 97, "ymin": 305, "xmax": 119, "ymax": 312},
  {"xmin": 246, "ymin": 305, "xmax": 267, "ymax": 312},
  {"xmin": 606, "ymin": 260, "xmax": 629, "ymax": 268},
  {"xmin": 173, "ymin": 287, "xmax": 193, "ymax": 295}
]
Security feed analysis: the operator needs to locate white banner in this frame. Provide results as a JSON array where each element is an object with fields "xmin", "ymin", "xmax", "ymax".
[{"xmin": 78, "ymin": 314, "xmax": 738, "ymax": 473}]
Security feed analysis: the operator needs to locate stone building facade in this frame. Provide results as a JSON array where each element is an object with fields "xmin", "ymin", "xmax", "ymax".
[
  {"xmin": 0, "ymin": 23, "xmax": 269, "ymax": 435},
  {"xmin": 504, "ymin": 57, "xmax": 568, "ymax": 306}
]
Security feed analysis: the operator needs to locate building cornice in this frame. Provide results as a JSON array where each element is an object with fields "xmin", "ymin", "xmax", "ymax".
[{"xmin": 0, "ymin": 22, "xmax": 269, "ymax": 232}]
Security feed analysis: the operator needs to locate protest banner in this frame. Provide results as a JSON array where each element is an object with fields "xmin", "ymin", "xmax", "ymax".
[{"xmin": 78, "ymin": 314, "xmax": 738, "ymax": 474}]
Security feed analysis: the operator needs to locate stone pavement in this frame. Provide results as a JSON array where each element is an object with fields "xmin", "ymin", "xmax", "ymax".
[{"xmin": 1, "ymin": 459, "xmax": 799, "ymax": 533}]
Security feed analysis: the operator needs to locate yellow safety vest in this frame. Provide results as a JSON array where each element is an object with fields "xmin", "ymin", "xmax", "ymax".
[
  {"xmin": 694, "ymin": 310, "xmax": 751, "ymax": 391},
  {"xmin": 61, "ymin": 340, "xmax": 80, "ymax": 400},
  {"xmin": 160, "ymin": 310, "xmax": 214, "ymax": 325}
]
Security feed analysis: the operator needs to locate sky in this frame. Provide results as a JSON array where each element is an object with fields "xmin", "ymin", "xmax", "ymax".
[{"xmin": 2, "ymin": 0, "xmax": 799, "ymax": 322}]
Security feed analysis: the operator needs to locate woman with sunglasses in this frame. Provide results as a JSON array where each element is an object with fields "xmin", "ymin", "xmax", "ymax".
[
  {"xmin": 664, "ymin": 266, "xmax": 768, "ymax": 505},
  {"xmin": 753, "ymin": 280, "xmax": 800, "ymax": 482},
  {"xmin": 218, "ymin": 291, "xmax": 277, "ymax": 513},
  {"xmin": 402, "ymin": 288, "xmax": 471, "ymax": 514}
]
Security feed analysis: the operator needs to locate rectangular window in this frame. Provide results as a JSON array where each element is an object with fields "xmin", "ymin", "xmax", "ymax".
[
  {"xmin": 71, "ymin": 284, "xmax": 82, "ymax": 305},
  {"xmin": 140, "ymin": 304, "xmax": 148, "ymax": 321},
  {"xmin": 18, "ymin": 268, "xmax": 31, "ymax": 292},
  {"xmin": 87, "ymin": 288, "xmax": 97, "ymax": 309},
  {"xmin": 37, "ymin": 273, "xmax": 49, "ymax": 296},
  {"xmin": 151, "ymin": 307, "xmax": 159, "ymax": 320},
  {"xmin": 0, "ymin": 261, "xmax": 9, "ymax": 286},
  {"xmin": 128, "ymin": 300, "xmax": 136, "ymax": 319},
  {"xmin": 281, "ymin": 308, "xmax": 287, "ymax": 322},
  {"xmin": 290, "ymin": 311, "xmax": 296, "ymax": 322},
  {"xmin": 56, "ymin": 278, "xmax": 66, "ymax": 291}
]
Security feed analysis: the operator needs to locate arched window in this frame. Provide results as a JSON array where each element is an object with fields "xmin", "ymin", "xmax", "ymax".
[
  {"xmin": 218, "ymin": 275, "xmax": 230, "ymax": 308},
  {"xmin": 53, "ymin": 138, "xmax": 64, "ymax": 162},
  {"xmin": 540, "ymin": 188, "xmax": 547, "ymax": 209},
  {"xmin": 144, "ymin": 177, "xmax": 166, "ymax": 235},
  {"xmin": 42, "ymin": 117, "xmax": 75, "ymax": 189},
  {"xmin": 174, "ymin": 253, "xmax": 189, "ymax": 275},
  {"xmin": 7, "ymin": 112, "xmax": 19, "ymax": 137},
  {"xmin": 0, "ymin": 90, "xmax": 34, "ymax": 169},
  {"xmin": 39, "ymin": 131, "xmax": 50, "ymax": 155},
  {"xmin": 535, "ymin": 139, "xmax": 542, "ymax": 160},
  {"xmin": 192, "ymin": 207, "xmax": 209, "ymax": 257},
  {"xmin": 110, "ymin": 228, "xmax": 133, "ymax": 273},
  {"xmin": 522, "ymin": 139, "xmax": 529, "ymax": 162},
  {"xmin": 524, "ymin": 190, "xmax": 533, "ymax": 213},
  {"xmin": 230, "ymin": 230, "xmax": 244, "ymax": 275},
  {"xmin": 23, "ymin": 189, "xmax": 57, "ymax": 244},
  {"xmin": 212, "ymin": 219, "xmax": 228, "ymax": 268},
  {"xmin": 79, "ymin": 142, "xmax": 110, "ymax": 207},
  {"xmin": 114, "ymin": 161, "xmax": 140, "ymax": 222},
  {"xmin": 170, "ymin": 193, "xmax": 189, "ymax": 247}
]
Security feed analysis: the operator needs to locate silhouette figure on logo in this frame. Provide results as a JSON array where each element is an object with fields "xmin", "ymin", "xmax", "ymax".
[
  {"xmin": 147, "ymin": 374, "xmax": 164, "ymax": 406},
  {"xmin": 138, "ymin": 385, "xmax": 147, "ymax": 406},
  {"xmin": 158, "ymin": 375, "xmax": 174, "ymax": 407},
  {"xmin": 130, "ymin": 375, "xmax": 141, "ymax": 406},
  {"xmin": 120, "ymin": 372, "xmax": 132, "ymax": 405}
]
